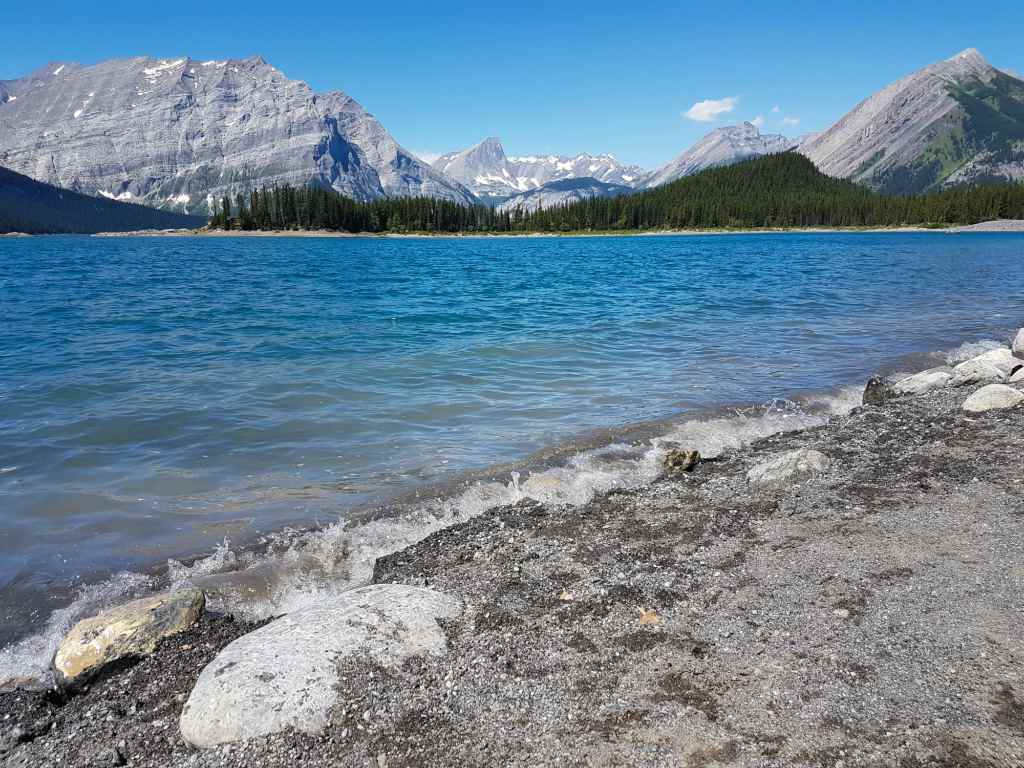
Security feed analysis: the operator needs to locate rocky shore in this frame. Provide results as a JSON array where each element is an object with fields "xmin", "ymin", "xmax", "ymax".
[{"xmin": 2, "ymin": 334, "xmax": 1024, "ymax": 767}]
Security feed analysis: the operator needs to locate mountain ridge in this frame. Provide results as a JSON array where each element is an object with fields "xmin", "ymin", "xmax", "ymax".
[
  {"xmin": 799, "ymin": 48, "xmax": 1024, "ymax": 193},
  {"xmin": 432, "ymin": 137, "xmax": 645, "ymax": 201},
  {"xmin": 0, "ymin": 56, "xmax": 476, "ymax": 214}
]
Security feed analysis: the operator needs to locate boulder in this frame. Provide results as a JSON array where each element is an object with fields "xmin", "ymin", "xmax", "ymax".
[
  {"xmin": 1013, "ymin": 328, "xmax": 1024, "ymax": 357},
  {"xmin": 962, "ymin": 384, "xmax": 1024, "ymax": 413},
  {"xmin": 891, "ymin": 367, "xmax": 953, "ymax": 397},
  {"xmin": 971, "ymin": 347, "xmax": 1023, "ymax": 376},
  {"xmin": 54, "ymin": 590, "xmax": 205, "ymax": 684},
  {"xmin": 1011, "ymin": 368, "xmax": 1024, "ymax": 384},
  {"xmin": 663, "ymin": 448, "xmax": 700, "ymax": 474},
  {"xmin": 179, "ymin": 584, "xmax": 462, "ymax": 748},
  {"xmin": 950, "ymin": 358, "xmax": 1006, "ymax": 387},
  {"xmin": 747, "ymin": 449, "xmax": 831, "ymax": 487}
]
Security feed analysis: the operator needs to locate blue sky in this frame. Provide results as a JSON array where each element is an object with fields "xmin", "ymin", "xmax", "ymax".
[{"xmin": 3, "ymin": 1, "xmax": 1023, "ymax": 168}]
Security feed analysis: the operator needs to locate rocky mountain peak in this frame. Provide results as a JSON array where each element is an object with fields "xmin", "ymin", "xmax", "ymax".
[
  {"xmin": 0, "ymin": 54, "xmax": 475, "ymax": 212},
  {"xmin": 799, "ymin": 47, "xmax": 1023, "ymax": 193}
]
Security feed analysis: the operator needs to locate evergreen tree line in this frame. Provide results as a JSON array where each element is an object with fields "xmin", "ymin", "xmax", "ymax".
[{"xmin": 208, "ymin": 154, "xmax": 1024, "ymax": 233}]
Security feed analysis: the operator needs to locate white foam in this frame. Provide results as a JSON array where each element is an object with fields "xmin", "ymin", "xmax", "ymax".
[{"xmin": 945, "ymin": 339, "xmax": 1006, "ymax": 364}]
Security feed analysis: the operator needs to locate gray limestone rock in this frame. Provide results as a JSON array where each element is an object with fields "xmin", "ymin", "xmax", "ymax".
[{"xmin": 179, "ymin": 584, "xmax": 462, "ymax": 747}]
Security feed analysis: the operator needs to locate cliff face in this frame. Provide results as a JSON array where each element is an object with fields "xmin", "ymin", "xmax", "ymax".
[{"xmin": 0, "ymin": 57, "xmax": 475, "ymax": 213}]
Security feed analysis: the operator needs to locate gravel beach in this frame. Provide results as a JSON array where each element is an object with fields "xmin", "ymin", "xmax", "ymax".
[{"xmin": 2, "ymin": 369, "xmax": 1023, "ymax": 767}]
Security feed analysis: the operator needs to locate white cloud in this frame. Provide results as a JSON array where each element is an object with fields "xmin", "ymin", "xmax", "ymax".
[
  {"xmin": 683, "ymin": 96, "xmax": 738, "ymax": 122},
  {"xmin": 412, "ymin": 150, "xmax": 443, "ymax": 163},
  {"xmin": 771, "ymin": 105, "xmax": 781, "ymax": 113},
  {"xmin": 751, "ymin": 115, "xmax": 765, "ymax": 128},
  {"xmin": 781, "ymin": 116, "xmax": 800, "ymax": 127}
]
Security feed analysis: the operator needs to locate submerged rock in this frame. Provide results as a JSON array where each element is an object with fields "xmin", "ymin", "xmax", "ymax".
[
  {"xmin": 950, "ymin": 358, "xmax": 1006, "ymax": 387},
  {"xmin": 179, "ymin": 584, "xmax": 462, "ymax": 748},
  {"xmin": 662, "ymin": 448, "xmax": 701, "ymax": 474},
  {"xmin": 962, "ymin": 384, "xmax": 1024, "ymax": 413},
  {"xmin": 54, "ymin": 590, "xmax": 205, "ymax": 684},
  {"xmin": 747, "ymin": 448, "xmax": 831, "ymax": 487},
  {"xmin": 892, "ymin": 367, "xmax": 953, "ymax": 397}
]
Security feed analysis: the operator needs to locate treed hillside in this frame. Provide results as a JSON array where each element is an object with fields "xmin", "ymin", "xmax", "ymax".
[
  {"xmin": 0, "ymin": 166, "xmax": 204, "ymax": 234},
  {"xmin": 520, "ymin": 153, "xmax": 1024, "ymax": 230},
  {"xmin": 208, "ymin": 153, "xmax": 1024, "ymax": 233}
]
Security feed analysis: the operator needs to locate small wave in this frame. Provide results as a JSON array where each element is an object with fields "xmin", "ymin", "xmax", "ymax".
[
  {"xmin": 160, "ymin": 385, "xmax": 862, "ymax": 626},
  {"xmin": 945, "ymin": 338, "xmax": 1006, "ymax": 364}
]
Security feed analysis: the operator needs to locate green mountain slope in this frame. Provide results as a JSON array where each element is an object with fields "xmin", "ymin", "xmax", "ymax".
[{"xmin": 0, "ymin": 166, "xmax": 204, "ymax": 234}]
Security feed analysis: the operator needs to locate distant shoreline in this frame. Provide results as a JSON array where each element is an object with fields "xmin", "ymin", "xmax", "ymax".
[{"xmin": 85, "ymin": 220, "xmax": 1024, "ymax": 238}]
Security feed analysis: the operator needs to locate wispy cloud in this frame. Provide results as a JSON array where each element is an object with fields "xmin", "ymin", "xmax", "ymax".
[
  {"xmin": 751, "ymin": 115, "xmax": 765, "ymax": 128},
  {"xmin": 780, "ymin": 116, "xmax": 800, "ymax": 127},
  {"xmin": 684, "ymin": 96, "xmax": 738, "ymax": 122},
  {"xmin": 771, "ymin": 105, "xmax": 781, "ymax": 113}
]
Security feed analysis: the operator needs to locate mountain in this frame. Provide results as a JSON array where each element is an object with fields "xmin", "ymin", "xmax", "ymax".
[
  {"xmin": 0, "ymin": 165, "xmax": 205, "ymax": 233},
  {"xmin": 432, "ymin": 137, "xmax": 646, "ymax": 201},
  {"xmin": 496, "ymin": 177, "xmax": 633, "ymax": 214},
  {"xmin": 0, "ymin": 57, "xmax": 475, "ymax": 214},
  {"xmin": 800, "ymin": 48, "xmax": 1024, "ymax": 194},
  {"xmin": 642, "ymin": 122, "xmax": 796, "ymax": 188}
]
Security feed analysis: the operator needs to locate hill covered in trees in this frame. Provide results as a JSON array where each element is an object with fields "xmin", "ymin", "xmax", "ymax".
[
  {"xmin": 0, "ymin": 166, "xmax": 204, "ymax": 234},
  {"xmin": 208, "ymin": 153, "xmax": 1024, "ymax": 234}
]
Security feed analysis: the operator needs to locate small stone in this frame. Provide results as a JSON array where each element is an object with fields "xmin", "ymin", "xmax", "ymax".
[
  {"xmin": 663, "ymin": 448, "xmax": 701, "ymax": 474},
  {"xmin": 54, "ymin": 590, "xmax": 205, "ymax": 684},
  {"xmin": 863, "ymin": 376, "xmax": 895, "ymax": 405},
  {"xmin": 833, "ymin": 608, "xmax": 851, "ymax": 619},
  {"xmin": 962, "ymin": 384, "xmax": 1024, "ymax": 413}
]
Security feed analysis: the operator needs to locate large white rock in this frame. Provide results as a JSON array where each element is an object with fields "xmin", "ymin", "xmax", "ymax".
[
  {"xmin": 950, "ymin": 358, "xmax": 1006, "ymax": 387},
  {"xmin": 179, "ymin": 584, "xmax": 462, "ymax": 748},
  {"xmin": 1011, "ymin": 368, "xmax": 1024, "ymax": 384},
  {"xmin": 962, "ymin": 384, "xmax": 1024, "ymax": 413},
  {"xmin": 747, "ymin": 449, "xmax": 831, "ymax": 487},
  {"xmin": 54, "ymin": 590, "xmax": 205, "ymax": 683},
  {"xmin": 1013, "ymin": 328, "xmax": 1024, "ymax": 357},
  {"xmin": 971, "ymin": 347, "xmax": 1024, "ymax": 376},
  {"xmin": 892, "ymin": 367, "xmax": 952, "ymax": 396}
]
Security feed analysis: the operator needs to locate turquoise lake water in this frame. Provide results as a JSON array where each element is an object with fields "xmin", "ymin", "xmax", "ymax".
[{"xmin": 1, "ymin": 232, "xmax": 1023, "ymax": 672}]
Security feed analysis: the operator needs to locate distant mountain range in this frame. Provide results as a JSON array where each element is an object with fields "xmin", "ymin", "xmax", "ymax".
[
  {"xmin": 431, "ymin": 137, "xmax": 645, "ymax": 201},
  {"xmin": 495, "ymin": 177, "xmax": 634, "ymax": 214},
  {"xmin": 0, "ymin": 48, "xmax": 1022, "ymax": 222},
  {"xmin": 0, "ymin": 165, "xmax": 204, "ymax": 233}
]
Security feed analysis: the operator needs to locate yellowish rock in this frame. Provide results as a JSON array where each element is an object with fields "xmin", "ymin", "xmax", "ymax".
[{"xmin": 54, "ymin": 589, "xmax": 205, "ymax": 682}]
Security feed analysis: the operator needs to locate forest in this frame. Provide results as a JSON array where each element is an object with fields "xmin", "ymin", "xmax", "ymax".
[{"xmin": 208, "ymin": 153, "xmax": 1024, "ymax": 233}]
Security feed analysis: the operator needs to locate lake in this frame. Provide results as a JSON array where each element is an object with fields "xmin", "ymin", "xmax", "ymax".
[{"xmin": 1, "ymin": 231, "xmax": 1023, "ymax": 677}]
